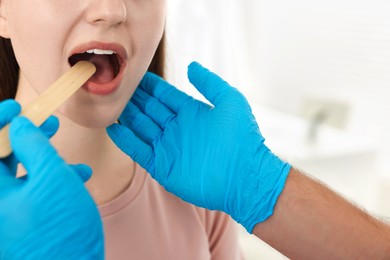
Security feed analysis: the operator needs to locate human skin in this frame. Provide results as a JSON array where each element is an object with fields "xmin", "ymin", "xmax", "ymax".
[
  {"xmin": 0, "ymin": 0, "xmax": 166, "ymax": 128},
  {"xmin": 0, "ymin": 0, "xmax": 166, "ymax": 204},
  {"xmin": 253, "ymin": 168, "xmax": 390, "ymax": 259}
]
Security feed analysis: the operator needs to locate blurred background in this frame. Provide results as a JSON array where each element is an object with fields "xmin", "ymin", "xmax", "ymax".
[{"xmin": 165, "ymin": 1, "xmax": 390, "ymax": 259}]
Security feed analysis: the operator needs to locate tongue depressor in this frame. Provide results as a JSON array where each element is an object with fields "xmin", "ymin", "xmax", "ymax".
[{"xmin": 0, "ymin": 61, "xmax": 96, "ymax": 158}]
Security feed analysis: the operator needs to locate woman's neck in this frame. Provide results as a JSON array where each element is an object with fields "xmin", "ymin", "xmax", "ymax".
[
  {"xmin": 15, "ymin": 77, "xmax": 135, "ymax": 205},
  {"xmin": 52, "ymin": 115, "xmax": 135, "ymax": 205}
]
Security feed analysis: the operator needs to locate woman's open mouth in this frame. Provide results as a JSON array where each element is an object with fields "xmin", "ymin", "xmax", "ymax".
[{"xmin": 68, "ymin": 43, "xmax": 127, "ymax": 95}]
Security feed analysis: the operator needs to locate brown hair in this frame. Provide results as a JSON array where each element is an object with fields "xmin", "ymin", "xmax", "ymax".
[
  {"xmin": 0, "ymin": 38, "xmax": 19, "ymax": 101},
  {"xmin": 0, "ymin": 33, "xmax": 166, "ymax": 101}
]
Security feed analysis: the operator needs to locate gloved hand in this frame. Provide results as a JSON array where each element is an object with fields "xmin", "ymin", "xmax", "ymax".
[
  {"xmin": 0, "ymin": 99, "xmax": 104, "ymax": 259},
  {"xmin": 107, "ymin": 62, "xmax": 291, "ymax": 233}
]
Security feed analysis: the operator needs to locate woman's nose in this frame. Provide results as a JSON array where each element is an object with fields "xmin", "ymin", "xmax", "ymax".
[{"xmin": 86, "ymin": 0, "xmax": 127, "ymax": 27}]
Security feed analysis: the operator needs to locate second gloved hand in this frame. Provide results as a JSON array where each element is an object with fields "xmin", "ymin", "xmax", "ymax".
[
  {"xmin": 107, "ymin": 62, "xmax": 291, "ymax": 233},
  {"xmin": 0, "ymin": 100, "xmax": 103, "ymax": 259}
]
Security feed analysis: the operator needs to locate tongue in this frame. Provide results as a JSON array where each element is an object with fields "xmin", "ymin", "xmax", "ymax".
[
  {"xmin": 87, "ymin": 55, "xmax": 115, "ymax": 84},
  {"xmin": 69, "ymin": 53, "xmax": 115, "ymax": 84}
]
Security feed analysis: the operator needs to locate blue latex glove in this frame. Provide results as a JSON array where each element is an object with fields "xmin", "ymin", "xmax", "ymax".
[
  {"xmin": 0, "ymin": 100, "xmax": 104, "ymax": 259},
  {"xmin": 107, "ymin": 62, "xmax": 291, "ymax": 233}
]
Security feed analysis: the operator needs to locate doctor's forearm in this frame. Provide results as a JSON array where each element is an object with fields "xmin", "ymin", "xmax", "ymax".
[{"xmin": 253, "ymin": 168, "xmax": 390, "ymax": 259}]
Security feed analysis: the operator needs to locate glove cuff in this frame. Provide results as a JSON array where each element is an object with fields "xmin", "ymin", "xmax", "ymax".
[{"xmin": 234, "ymin": 148, "xmax": 291, "ymax": 233}]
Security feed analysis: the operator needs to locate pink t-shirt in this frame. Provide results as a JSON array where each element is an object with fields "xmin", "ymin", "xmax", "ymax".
[{"xmin": 98, "ymin": 164, "xmax": 244, "ymax": 260}]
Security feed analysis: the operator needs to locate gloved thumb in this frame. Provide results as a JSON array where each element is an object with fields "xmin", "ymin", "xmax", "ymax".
[
  {"xmin": 187, "ymin": 62, "xmax": 237, "ymax": 106},
  {"xmin": 39, "ymin": 115, "xmax": 60, "ymax": 139}
]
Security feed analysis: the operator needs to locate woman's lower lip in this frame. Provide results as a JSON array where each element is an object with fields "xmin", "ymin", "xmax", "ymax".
[{"xmin": 82, "ymin": 63, "xmax": 126, "ymax": 95}]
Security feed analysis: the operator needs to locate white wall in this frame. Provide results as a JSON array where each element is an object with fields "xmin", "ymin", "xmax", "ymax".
[
  {"xmin": 166, "ymin": 0, "xmax": 390, "ymax": 173},
  {"xmin": 235, "ymin": 0, "xmax": 390, "ymax": 169}
]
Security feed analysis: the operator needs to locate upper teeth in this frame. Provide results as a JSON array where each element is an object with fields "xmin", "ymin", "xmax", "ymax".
[{"xmin": 85, "ymin": 49, "xmax": 116, "ymax": 55}]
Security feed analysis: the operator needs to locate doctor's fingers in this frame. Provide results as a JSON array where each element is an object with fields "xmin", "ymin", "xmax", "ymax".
[
  {"xmin": 119, "ymin": 102, "xmax": 162, "ymax": 145},
  {"xmin": 188, "ymin": 62, "xmax": 249, "ymax": 109},
  {"xmin": 131, "ymin": 88, "xmax": 175, "ymax": 129},
  {"xmin": 69, "ymin": 164, "xmax": 93, "ymax": 183},
  {"xmin": 0, "ymin": 115, "xmax": 60, "ymax": 189},
  {"xmin": 0, "ymin": 99, "xmax": 58, "ymax": 139},
  {"xmin": 106, "ymin": 123, "xmax": 154, "ymax": 173},
  {"xmin": 138, "ymin": 72, "xmax": 193, "ymax": 114},
  {"xmin": 39, "ymin": 116, "xmax": 60, "ymax": 139},
  {"xmin": 10, "ymin": 117, "xmax": 67, "ymax": 180},
  {"xmin": 0, "ymin": 100, "xmax": 21, "ymax": 187},
  {"xmin": 0, "ymin": 100, "xmax": 21, "ymax": 129}
]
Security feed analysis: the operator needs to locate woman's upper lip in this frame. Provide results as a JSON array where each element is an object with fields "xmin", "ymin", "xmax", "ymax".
[{"xmin": 68, "ymin": 41, "xmax": 128, "ymax": 62}]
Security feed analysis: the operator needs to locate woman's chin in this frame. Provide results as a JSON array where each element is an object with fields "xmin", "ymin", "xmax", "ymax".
[
  {"xmin": 58, "ymin": 107, "xmax": 120, "ymax": 129},
  {"xmin": 71, "ymin": 115, "xmax": 116, "ymax": 129}
]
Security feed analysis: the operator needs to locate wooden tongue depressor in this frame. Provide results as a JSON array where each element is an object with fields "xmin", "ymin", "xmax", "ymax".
[{"xmin": 0, "ymin": 61, "xmax": 96, "ymax": 158}]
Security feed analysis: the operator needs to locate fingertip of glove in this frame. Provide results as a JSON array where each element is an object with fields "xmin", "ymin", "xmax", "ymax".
[
  {"xmin": 106, "ymin": 122, "xmax": 118, "ymax": 131},
  {"xmin": 106, "ymin": 123, "xmax": 115, "ymax": 134},
  {"xmin": 106, "ymin": 123, "xmax": 122, "ymax": 140},
  {"xmin": 187, "ymin": 62, "xmax": 203, "ymax": 79},
  {"xmin": 187, "ymin": 61, "xmax": 215, "ymax": 88},
  {"xmin": 75, "ymin": 164, "xmax": 93, "ymax": 182},
  {"xmin": 140, "ymin": 71, "xmax": 152, "ymax": 84},
  {"xmin": 45, "ymin": 115, "xmax": 60, "ymax": 127},
  {"xmin": 1, "ymin": 99, "xmax": 21, "ymax": 110},
  {"xmin": 40, "ymin": 116, "xmax": 60, "ymax": 138},
  {"xmin": 188, "ymin": 61, "xmax": 203, "ymax": 71},
  {"xmin": 139, "ymin": 71, "xmax": 161, "ymax": 91}
]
